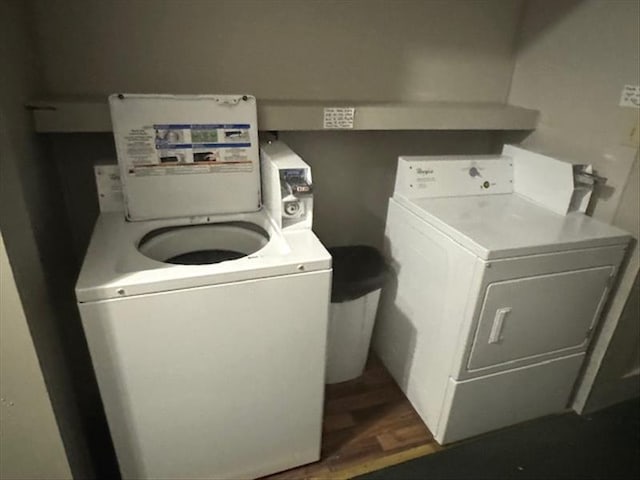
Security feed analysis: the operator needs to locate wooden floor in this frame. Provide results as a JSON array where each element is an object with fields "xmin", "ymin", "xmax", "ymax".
[{"xmin": 263, "ymin": 355, "xmax": 442, "ymax": 480}]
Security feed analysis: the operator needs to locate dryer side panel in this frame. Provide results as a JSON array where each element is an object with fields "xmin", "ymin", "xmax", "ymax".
[{"xmin": 373, "ymin": 198, "xmax": 481, "ymax": 432}]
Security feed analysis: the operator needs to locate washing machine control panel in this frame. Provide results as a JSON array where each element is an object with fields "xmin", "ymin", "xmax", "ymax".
[
  {"xmin": 260, "ymin": 141, "xmax": 315, "ymax": 231},
  {"xmin": 280, "ymin": 168, "xmax": 313, "ymax": 226}
]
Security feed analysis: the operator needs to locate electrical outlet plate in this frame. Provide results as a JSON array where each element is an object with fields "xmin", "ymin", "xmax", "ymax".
[{"xmin": 619, "ymin": 85, "xmax": 640, "ymax": 108}]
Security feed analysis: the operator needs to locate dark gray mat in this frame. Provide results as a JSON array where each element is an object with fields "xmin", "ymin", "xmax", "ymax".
[{"xmin": 356, "ymin": 399, "xmax": 640, "ymax": 480}]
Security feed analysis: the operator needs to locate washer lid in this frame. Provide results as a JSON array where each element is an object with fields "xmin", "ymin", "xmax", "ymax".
[{"xmin": 109, "ymin": 94, "xmax": 261, "ymax": 221}]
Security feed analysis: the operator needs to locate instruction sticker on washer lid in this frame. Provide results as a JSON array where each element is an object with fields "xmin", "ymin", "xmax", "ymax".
[
  {"xmin": 94, "ymin": 165, "xmax": 124, "ymax": 212},
  {"xmin": 122, "ymin": 123, "xmax": 254, "ymax": 176},
  {"xmin": 323, "ymin": 107, "xmax": 355, "ymax": 129}
]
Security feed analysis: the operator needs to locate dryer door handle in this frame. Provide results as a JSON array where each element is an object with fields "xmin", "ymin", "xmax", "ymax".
[{"xmin": 488, "ymin": 307, "xmax": 512, "ymax": 344}]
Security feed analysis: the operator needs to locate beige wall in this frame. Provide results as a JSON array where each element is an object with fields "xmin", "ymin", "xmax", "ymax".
[
  {"xmin": 586, "ymin": 270, "xmax": 640, "ymax": 410},
  {"xmin": 584, "ymin": 154, "xmax": 640, "ymax": 411},
  {"xmin": 4, "ymin": 0, "xmax": 635, "ymax": 473},
  {"xmin": 0, "ymin": 1, "xmax": 109, "ymax": 477},
  {"xmin": 48, "ymin": 130, "xmax": 499, "ymax": 261},
  {"xmin": 508, "ymin": 0, "xmax": 640, "ymax": 411},
  {"xmin": 280, "ymin": 131, "xmax": 499, "ymax": 248},
  {"xmin": 509, "ymin": 0, "xmax": 639, "ymax": 224},
  {"xmin": 12, "ymin": 4, "xmax": 527, "ymax": 474},
  {"xmin": 32, "ymin": 0, "xmax": 522, "ymax": 102},
  {"xmin": 30, "ymin": 0, "xmax": 525, "ymax": 252},
  {"xmin": 0, "ymin": 233, "xmax": 72, "ymax": 480}
]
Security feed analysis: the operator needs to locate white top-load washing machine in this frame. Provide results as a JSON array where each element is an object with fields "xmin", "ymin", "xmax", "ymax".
[
  {"xmin": 374, "ymin": 145, "xmax": 630, "ymax": 444},
  {"xmin": 76, "ymin": 95, "xmax": 331, "ymax": 479}
]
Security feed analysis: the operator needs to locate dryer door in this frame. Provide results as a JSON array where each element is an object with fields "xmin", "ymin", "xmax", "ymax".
[{"xmin": 467, "ymin": 266, "xmax": 613, "ymax": 371}]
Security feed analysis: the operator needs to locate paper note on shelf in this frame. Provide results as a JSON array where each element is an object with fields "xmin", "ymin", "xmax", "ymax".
[
  {"xmin": 323, "ymin": 107, "xmax": 355, "ymax": 129},
  {"xmin": 619, "ymin": 85, "xmax": 640, "ymax": 108}
]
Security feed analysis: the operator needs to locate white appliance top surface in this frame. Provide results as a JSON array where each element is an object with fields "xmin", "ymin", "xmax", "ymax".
[
  {"xmin": 398, "ymin": 193, "xmax": 630, "ymax": 260},
  {"xmin": 76, "ymin": 211, "xmax": 331, "ymax": 302}
]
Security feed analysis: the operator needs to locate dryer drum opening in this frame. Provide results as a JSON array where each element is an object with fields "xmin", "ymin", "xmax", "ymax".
[{"xmin": 138, "ymin": 221, "xmax": 269, "ymax": 265}]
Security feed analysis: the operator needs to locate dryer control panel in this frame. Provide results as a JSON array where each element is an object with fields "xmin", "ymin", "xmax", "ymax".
[{"xmin": 394, "ymin": 155, "xmax": 513, "ymax": 199}]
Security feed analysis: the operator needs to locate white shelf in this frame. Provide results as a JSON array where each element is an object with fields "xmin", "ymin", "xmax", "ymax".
[{"xmin": 28, "ymin": 97, "xmax": 539, "ymax": 133}]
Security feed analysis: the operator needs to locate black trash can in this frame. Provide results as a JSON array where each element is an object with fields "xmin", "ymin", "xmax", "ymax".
[{"xmin": 326, "ymin": 246, "xmax": 388, "ymax": 384}]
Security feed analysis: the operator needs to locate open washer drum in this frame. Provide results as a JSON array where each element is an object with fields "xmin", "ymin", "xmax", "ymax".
[
  {"xmin": 138, "ymin": 221, "xmax": 270, "ymax": 265},
  {"xmin": 110, "ymin": 94, "xmax": 266, "ymax": 266}
]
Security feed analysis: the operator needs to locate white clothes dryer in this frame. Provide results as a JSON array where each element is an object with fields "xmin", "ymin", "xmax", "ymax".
[
  {"xmin": 374, "ymin": 145, "xmax": 630, "ymax": 444},
  {"xmin": 76, "ymin": 95, "xmax": 331, "ymax": 479}
]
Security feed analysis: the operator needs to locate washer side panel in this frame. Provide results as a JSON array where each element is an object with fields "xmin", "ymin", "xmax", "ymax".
[{"xmin": 79, "ymin": 270, "xmax": 330, "ymax": 480}]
